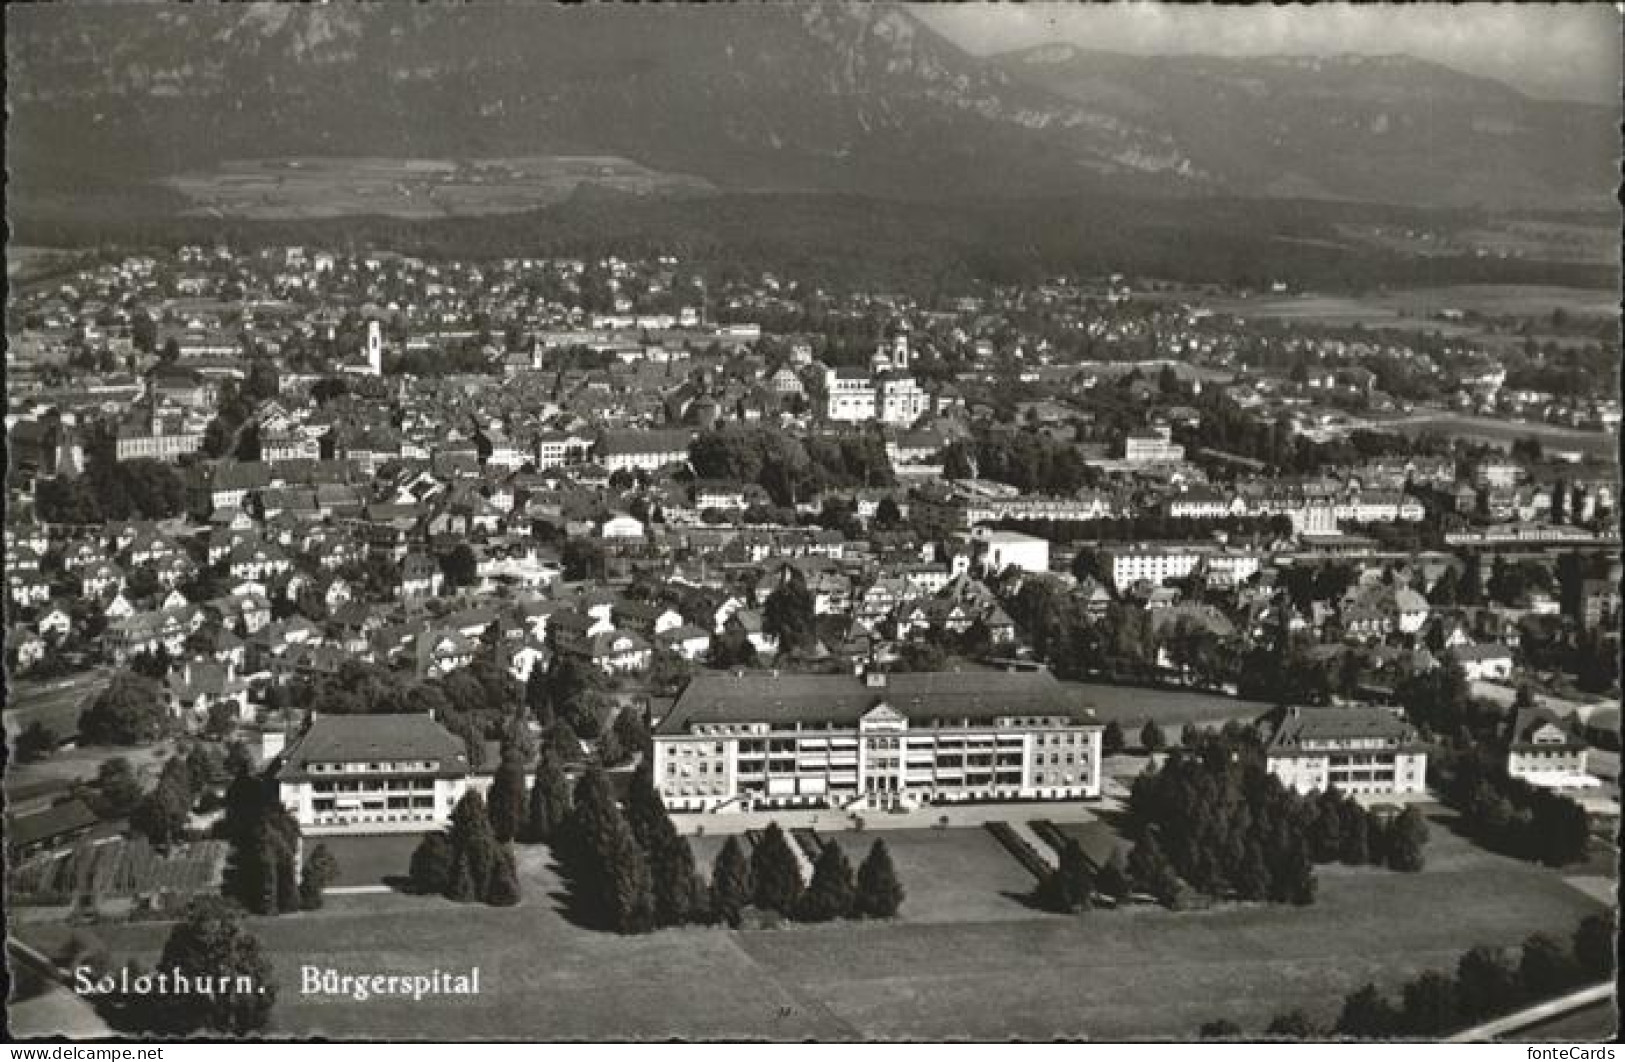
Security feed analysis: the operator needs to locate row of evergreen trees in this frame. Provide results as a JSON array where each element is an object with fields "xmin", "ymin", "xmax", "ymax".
[
  {"xmin": 409, "ymin": 791, "xmax": 521, "ymax": 906},
  {"xmin": 218, "ymin": 772, "xmax": 299, "ymax": 914},
  {"xmin": 1232, "ymin": 912, "xmax": 1616, "ymax": 1041},
  {"xmin": 219, "ymin": 770, "xmax": 340, "ymax": 914},
  {"xmin": 717, "ymin": 822, "xmax": 905, "ymax": 925},
  {"xmin": 554, "ymin": 761, "xmax": 904, "ymax": 933},
  {"xmin": 1125, "ymin": 729, "xmax": 1428, "ymax": 907}
]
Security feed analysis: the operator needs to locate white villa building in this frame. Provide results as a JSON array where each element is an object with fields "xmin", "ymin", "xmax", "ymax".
[
  {"xmin": 277, "ymin": 713, "xmax": 496, "ymax": 834},
  {"xmin": 1265, "ymin": 705, "xmax": 1428, "ymax": 797}
]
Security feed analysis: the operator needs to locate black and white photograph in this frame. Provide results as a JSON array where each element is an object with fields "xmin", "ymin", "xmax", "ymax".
[{"xmin": 4, "ymin": 0, "xmax": 1620, "ymax": 1046}]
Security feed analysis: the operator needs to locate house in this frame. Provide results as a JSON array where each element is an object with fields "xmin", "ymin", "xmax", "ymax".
[
  {"xmin": 725, "ymin": 609, "xmax": 779, "ymax": 657},
  {"xmin": 1506, "ymin": 707, "xmax": 1597, "ymax": 790},
  {"xmin": 1450, "ymin": 642, "xmax": 1515, "ymax": 683},
  {"xmin": 596, "ymin": 429, "xmax": 692, "ymax": 473},
  {"xmin": 37, "ymin": 604, "xmax": 74, "ymax": 640},
  {"xmin": 6, "ymin": 798, "xmax": 100, "ymax": 859},
  {"xmin": 589, "ymin": 629, "xmax": 652, "ymax": 674},
  {"xmin": 600, "ymin": 512, "xmax": 646, "ymax": 540},
  {"xmin": 166, "ymin": 659, "xmax": 252, "ymax": 725},
  {"xmin": 399, "ymin": 553, "xmax": 444, "ymax": 600},
  {"xmin": 657, "ymin": 624, "xmax": 712, "ymax": 661}
]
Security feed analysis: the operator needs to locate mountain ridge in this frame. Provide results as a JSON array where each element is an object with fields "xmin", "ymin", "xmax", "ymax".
[{"xmin": 6, "ymin": 3, "xmax": 1616, "ymax": 212}]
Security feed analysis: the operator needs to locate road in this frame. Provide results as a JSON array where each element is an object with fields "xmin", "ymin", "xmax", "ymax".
[{"xmin": 1447, "ymin": 982, "xmax": 1616, "ymax": 1043}]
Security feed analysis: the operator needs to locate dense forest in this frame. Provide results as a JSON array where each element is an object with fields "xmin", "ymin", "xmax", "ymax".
[{"xmin": 12, "ymin": 189, "xmax": 1616, "ymax": 297}]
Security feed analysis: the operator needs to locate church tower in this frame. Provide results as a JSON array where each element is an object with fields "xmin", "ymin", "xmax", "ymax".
[{"xmin": 366, "ymin": 319, "xmax": 383, "ymax": 376}]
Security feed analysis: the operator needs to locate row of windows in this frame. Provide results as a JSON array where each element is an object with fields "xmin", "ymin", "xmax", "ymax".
[
  {"xmin": 308, "ymin": 760, "xmax": 439, "ymax": 774},
  {"xmin": 312, "ymin": 779, "xmax": 437, "ymax": 793}
]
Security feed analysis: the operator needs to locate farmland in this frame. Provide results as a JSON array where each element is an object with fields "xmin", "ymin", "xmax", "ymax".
[
  {"xmin": 1209, "ymin": 284, "xmax": 1617, "ymax": 326},
  {"xmin": 1374, "ymin": 411, "xmax": 1616, "ymax": 459},
  {"xmin": 11, "ymin": 805, "xmax": 1608, "ymax": 1040},
  {"xmin": 9, "ymin": 838, "xmax": 227, "ymax": 909},
  {"xmin": 166, "ymin": 156, "xmax": 714, "ymax": 220}
]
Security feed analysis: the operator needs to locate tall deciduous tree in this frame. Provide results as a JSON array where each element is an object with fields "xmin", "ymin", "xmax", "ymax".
[{"xmin": 152, "ymin": 897, "xmax": 276, "ymax": 1035}]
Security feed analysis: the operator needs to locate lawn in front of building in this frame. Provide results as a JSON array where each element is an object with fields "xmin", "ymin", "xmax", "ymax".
[
  {"xmin": 17, "ymin": 807, "xmax": 1608, "ymax": 1041},
  {"xmin": 309, "ymin": 832, "xmax": 429, "ymax": 889}
]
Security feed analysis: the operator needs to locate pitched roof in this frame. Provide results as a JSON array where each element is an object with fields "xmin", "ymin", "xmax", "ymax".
[
  {"xmin": 276, "ymin": 713, "xmax": 469, "ymax": 781},
  {"xmin": 658, "ymin": 669, "xmax": 1093, "ymax": 734}
]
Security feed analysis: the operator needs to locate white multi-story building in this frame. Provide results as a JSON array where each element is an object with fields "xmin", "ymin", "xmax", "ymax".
[
  {"xmin": 596, "ymin": 429, "xmax": 692, "ymax": 473},
  {"xmin": 825, "ymin": 368, "xmax": 926, "ymax": 426},
  {"xmin": 1506, "ymin": 707, "xmax": 1597, "ymax": 790},
  {"xmin": 277, "ymin": 713, "xmax": 497, "ymax": 834},
  {"xmin": 1265, "ymin": 706, "xmax": 1428, "ymax": 797},
  {"xmin": 1123, "ymin": 426, "xmax": 1185, "ymax": 464},
  {"xmin": 877, "ymin": 375, "xmax": 928, "ymax": 426},
  {"xmin": 825, "ymin": 368, "xmax": 877, "ymax": 422},
  {"xmin": 970, "ymin": 528, "xmax": 1051, "ymax": 575},
  {"xmin": 653, "ymin": 670, "xmax": 1103, "ymax": 813},
  {"xmin": 1099, "ymin": 543, "xmax": 1258, "ymax": 589}
]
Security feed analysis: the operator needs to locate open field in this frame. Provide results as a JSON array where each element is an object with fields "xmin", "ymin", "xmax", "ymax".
[
  {"xmin": 166, "ymin": 156, "xmax": 713, "ymax": 219},
  {"xmin": 12, "ymin": 804, "xmax": 1608, "ymax": 1040},
  {"xmin": 1208, "ymin": 285, "xmax": 1618, "ymax": 331},
  {"xmin": 4, "ymin": 670, "xmax": 114, "ymax": 743},
  {"xmin": 1065, "ymin": 682, "xmax": 1273, "ymax": 743},
  {"xmin": 1375, "ymin": 412, "xmax": 1616, "ymax": 459}
]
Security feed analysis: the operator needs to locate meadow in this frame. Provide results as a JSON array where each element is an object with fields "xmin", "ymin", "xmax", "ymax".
[{"xmin": 12, "ymin": 806, "xmax": 1607, "ymax": 1040}]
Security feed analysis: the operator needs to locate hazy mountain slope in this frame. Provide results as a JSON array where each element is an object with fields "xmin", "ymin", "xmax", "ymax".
[
  {"xmin": 6, "ymin": 4, "xmax": 1615, "ymax": 210},
  {"xmin": 994, "ymin": 45, "xmax": 1618, "ymax": 209}
]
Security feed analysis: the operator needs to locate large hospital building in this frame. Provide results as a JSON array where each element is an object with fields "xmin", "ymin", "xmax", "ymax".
[{"xmin": 652, "ymin": 669, "xmax": 1103, "ymax": 812}]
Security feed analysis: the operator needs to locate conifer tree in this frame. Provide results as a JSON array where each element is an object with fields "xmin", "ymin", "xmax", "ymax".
[
  {"xmin": 446, "ymin": 790, "xmax": 500, "ymax": 901},
  {"xmin": 798, "ymin": 843, "xmax": 855, "ymax": 922},
  {"xmin": 1127, "ymin": 832, "xmax": 1181, "ymax": 906},
  {"xmin": 710, "ymin": 836, "xmax": 754, "ymax": 926},
  {"xmin": 488, "ymin": 751, "xmax": 528, "ymax": 843},
  {"xmin": 1038, "ymin": 837, "xmax": 1093, "ymax": 912},
  {"xmin": 298, "ymin": 842, "xmax": 338, "ymax": 911},
  {"xmin": 853, "ymin": 839, "xmax": 904, "ymax": 918},
  {"xmin": 750, "ymin": 823, "xmax": 804, "ymax": 916},
  {"xmin": 486, "ymin": 846, "xmax": 521, "ymax": 907},
  {"xmin": 1094, "ymin": 846, "xmax": 1131, "ymax": 901},
  {"xmin": 410, "ymin": 832, "xmax": 453, "ymax": 895},
  {"xmin": 525, "ymin": 747, "xmax": 573, "ymax": 843}
]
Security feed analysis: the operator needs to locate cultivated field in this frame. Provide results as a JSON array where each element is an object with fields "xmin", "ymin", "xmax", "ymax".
[
  {"xmin": 1376, "ymin": 412, "xmax": 1616, "ymax": 459},
  {"xmin": 1209, "ymin": 285, "xmax": 1617, "ymax": 327},
  {"xmin": 166, "ymin": 156, "xmax": 713, "ymax": 219},
  {"xmin": 13, "ymin": 805, "xmax": 1608, "ymax": 1041},
  {"xmin": 10, "ymin": 838, "xmax": 227, "ymax": 907}
]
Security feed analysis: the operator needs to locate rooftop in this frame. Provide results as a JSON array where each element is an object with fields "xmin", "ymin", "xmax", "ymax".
[
  {"xmin": 276, "ymin": 712, "xmax": 469, "ymax": 780},
  {"xmin": 658, "ymin": 669, "xmax": 1094, "ymax": 734}
]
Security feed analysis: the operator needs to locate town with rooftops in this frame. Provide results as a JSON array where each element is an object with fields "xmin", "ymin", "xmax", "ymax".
[
  {"xmin": 5, "ymin": 0, "xmax": 1620, "ymax": 1045},
  {"xmin": 6, "ymin": 241, "xmax": 1618, "ymax": 1040}
]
